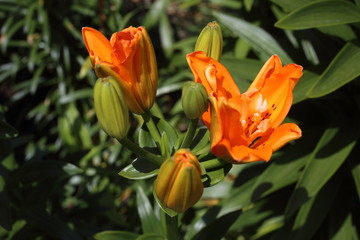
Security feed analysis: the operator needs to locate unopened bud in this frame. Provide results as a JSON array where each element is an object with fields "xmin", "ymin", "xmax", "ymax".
[
  {"xmin": 93, "ymin": 77, "xmax": 129, "ymax": 139},
  {"xmin": 195, "ymin": 21, "xmax": 223, "ymax": 61},
  {"xmin": 181, "ymin": 81, "xmax": 208, "ymax": 119},
  {"xmin": 155, "ymin": 149, "xmax": 203, "ymax": 213}
]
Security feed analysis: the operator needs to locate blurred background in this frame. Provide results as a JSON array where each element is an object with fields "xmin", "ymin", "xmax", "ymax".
[{"xmin": 1, "ymin": 0, "xmax": 360, "ymax": 239}]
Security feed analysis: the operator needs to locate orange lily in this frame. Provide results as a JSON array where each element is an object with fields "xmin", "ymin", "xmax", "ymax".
[
  {"xmin": 186, "ymin": 51, "xmax": 303, "ymax": 163},
  {"xmin": 82, "ymin": 26, "xmax": 158, "ymax": 114}
]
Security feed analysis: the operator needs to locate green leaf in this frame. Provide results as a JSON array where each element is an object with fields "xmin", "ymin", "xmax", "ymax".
[
  {"xmin": 290, "ymin": 172, "xmax": 342, "ymax": 240},
  {"xmin": 275, "ymin": 1, "xmax": 360, "ymax": 30},
  {"xmin": 136, "ymin": 185, "xmax": 164, "ymax": 235},
  {"xmin": 251, "ymin": 126, "xmax": 324, "ymax": 201},
  {"xmin": 94, "ymin": 231, "xmax": 139, "ymax": 240},
  {"xmin": 139, "ymin": 116, "xmax": 178, "ymax": 154},
  {"xmin": 293, "ymin": 71, "xmax": 319, "ymax": 104},
  {"xmin": 285, "ymin": 120, "xmax": 360, "ymax": 217},
  {"xmin": 270, "ymin": 0, "xmax": 314, "ymax": 12},
  {"xmin": 0, "ymin": 119, "xmax": 18, "ymax": 139},
  {"xmin": 307, "ymin": 42, "xmax": 360, "ymax": 98},
  {"xmin": 190, "ymin": 127, "xmax": 210, "ymax": 155},
  {"xmin": 143, "ymin": 0, "xmax": 170, "ymax": 29},
  {"xmin": 159, "ymin": 13, "xmax": 174, "ymax": 58},
  {"xmin": 329, "ymin": 213, "xmax": 353, "ymax": 240},
  {"xmin": 191, "ymin": 209, "xmax": 242, "ymax": 240},
  {"xmin": 199, "ymin": 154, "xmax": 232, "ymax": 187},
  {"xmin": 119, "ymin": 158, "xmax": 158, "ymax": 180},
  {"xmin": 136, "ymin": 233, "xmax": 165, "ymax": 240},
  {"xmin": 221, "ymin": 57, "xmax": 262, "ymax": 90},
  {"xmin": 244, "ymin": 0, "xmax": 254, "ymax": 11},
  {"xmin": 350, "ymin": 156, "xmax": 360, "ymax": 200},
  {"xmin": 214, "ymin": 11, "xmax": 292, "ymax": 63}
]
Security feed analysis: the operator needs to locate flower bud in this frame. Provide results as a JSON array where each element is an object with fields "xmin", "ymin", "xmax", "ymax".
[
  {"xmin": 155, "ymin": 149, "xmax": 203, "ymax": 213},
  {"xmin": 181, "ymin": 81, "xmax": 208, "ymax": 119},
  {"xmin": 93, "ymin": 77, "xmax": 129, "ymax": 139},
  {"xmin": 194, "ymin": 21, "xmax": 223, "ymax": 61},
  {"xmin": 82, "ymin": 26, "xmax": 158, "ymax": 115}
]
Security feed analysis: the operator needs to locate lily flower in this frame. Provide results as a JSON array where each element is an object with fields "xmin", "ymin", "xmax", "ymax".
[
  {"xmin": 186, "ymin": 51, "xmax": 303, "ymax": 163},
  {"xmin": 82, "ymin": 26, "xmax": 158, "ymax": 114}
]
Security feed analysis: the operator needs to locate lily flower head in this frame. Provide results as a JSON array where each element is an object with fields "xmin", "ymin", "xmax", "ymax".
[
  {"xmin": 186, "ymin": 51, "xmax": 303, "ymax": 163},
  {"xmin": 82, "ymin": 26, "xmax": 158, "ymax": 114}
]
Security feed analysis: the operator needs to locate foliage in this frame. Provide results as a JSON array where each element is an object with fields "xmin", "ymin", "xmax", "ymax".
[{"xmin": 1, "ymin": 0, "xmax": 360, "ymax": 239}]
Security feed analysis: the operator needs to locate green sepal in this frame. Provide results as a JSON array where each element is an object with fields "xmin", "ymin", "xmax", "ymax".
[
  {"xmin": 153, "ymin": 185, "xmax": 178, "ymax": 217},
  {"xmin": 119, "ymin": 158, "xmax": 159, "ymax": 180}
]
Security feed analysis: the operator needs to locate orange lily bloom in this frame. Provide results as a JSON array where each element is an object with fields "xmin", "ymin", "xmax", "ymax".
[
  {"xmin": 186, "ymin": 51, "xmax": 303, "ymax": 163},
  {"xmin": 82, "ymin": 26, "xmax": 158, "ymax": 114}
]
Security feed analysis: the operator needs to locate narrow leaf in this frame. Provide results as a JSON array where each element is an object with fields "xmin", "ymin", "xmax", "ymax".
[
  {"xmin": 275, "ymin": 1, "xmax": 360, "ymax": 30},
  {"xmin": 307, "ymin": 42, "xmax": 360, "ymax": 98},
  {"xmin": 214, "ymin": 11, "xmax": 292, "ymax": 63},
  {"xmin": 285, "ymin": 120, "xmax": 360, "ymax": 217},
  {"xmin": 136, "ymin": 185, "xmax": 164, "ymax": 235},
  {"xmin": 94, "ymin": 231, "xmax": 139, "ymax": 240}
]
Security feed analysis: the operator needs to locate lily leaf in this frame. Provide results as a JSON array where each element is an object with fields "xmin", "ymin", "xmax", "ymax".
[
  {"xmin": 285, "ymin": 119, "xmax": 360, "ymax": 217},
  {"xmin": 307, "ymin": 42, "xmax": 360, "ymax": 98},
  {"xmin": 136, "ymin": 233, "xmax": 165, "ymax": 240},
  {"xmin": 275, "ymin": 1, "xmax": 360, "ymax": 30},
  {"xmin": 190, "ymin": 127, "xmax": 210, "ymax": 155},
  {"xmin": 214, "ymin": 11, "xmax": 292, "ymax": 63},
  {"xmin": 136, "ymin": 185, "xmax": 164, "ymax": 235},
  {"xmin": 94, "ymin": 231, "xmax": 139, "ymax": 240},
  {"xmin": 119, "ymin": 158, "xmax": 158, "ymax": 180}
]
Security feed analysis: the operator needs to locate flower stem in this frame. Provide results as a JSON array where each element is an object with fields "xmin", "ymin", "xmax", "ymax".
[
  {"xmin": 119, "ymin": 137, "xmax": 163, "ymax": 166},
  {"xmin": 180, "ymin": 118, "xmax": 198, "ymax": 149},
  {"xmin": 142, "ymin": 111, "xmax": 162, "ymax": 147},
  {"xmin": 165, "ymin": 214, "xmax": 178, "ymax": 240}
]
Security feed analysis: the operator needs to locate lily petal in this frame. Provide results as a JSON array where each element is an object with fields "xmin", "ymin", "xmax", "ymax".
[
  {"xmin": 212, "ymin": 140, "xmax": 273, "ymax": 163},
  {"xmin": 247, "ymin": 55, "xmax": 282, "ymax": 93},
  {"xmin": 258, "ymin": 123, "xmax": 302, "ymax": 152},
  {"xmin": 82, "ymin": 27, "xmax": 113, "ymax": 65},
  {"xmin": 186, "ymin": 51, "xmax": 240, "ymax": 98},
  {"xmin": 259, "ymin": 64, "xmax": 303, "ymax": 127}
]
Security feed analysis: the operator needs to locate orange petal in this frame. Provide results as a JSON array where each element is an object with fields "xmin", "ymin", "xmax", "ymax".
[
  {"xmin": 259, "ymin": 123, "xmax": 302, "ymax": 152},
  {"xmin": 186, "ymin": 51, "xmax": 240, "ymax": 98},
  {"xmin": 259, "ymin": 64, "xmax": 303, "ymax": 127},
  {"xmin": 247, "ymin": 55, "xmax": 283, "ymax": 93},
  {"xmin": 82, "ymin": 27, "xmax": 113, "ymax": 65},
  {"xmin": 209, "ymin": 94, "xmax": 248, "ymax": 148},
  {"xmin": 212, "ymin": 140, "xmax": 273, "ymax": 163}
]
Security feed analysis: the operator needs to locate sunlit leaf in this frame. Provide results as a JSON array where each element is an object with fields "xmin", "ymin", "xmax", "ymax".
[
  {"xmin": 136, "ymin": 185, "xmax": 165, "ymax": 235},
  {"xmin": 215, "ymin": 11, "xmax": 292, "ymax": 63},
  {"xmin": 275, "ymin": 1, "xmax": 360, "ymax": 30},
  {"xmin": 307, "ymin": 42, "xmax": 360, "ymax": 98},
  {"xmin": 285, "ymin": 120, "xmax": 360, "ymax": 217}
]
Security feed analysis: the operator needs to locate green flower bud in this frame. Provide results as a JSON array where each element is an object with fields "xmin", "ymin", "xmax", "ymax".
[
  {"xmin": 155, "ymin": 149, "xmax": 203, "ymax": 213},
  {"xmin": 93, "ymin": 77, "xmax": 129, "ymax": 140},
  {"xmin": 195, "ymin": 21, "xmax": 223, "ymax": 61},
  {"xmin": 181, "ymin": 81, "xmax": 208, "ymax": 119}
]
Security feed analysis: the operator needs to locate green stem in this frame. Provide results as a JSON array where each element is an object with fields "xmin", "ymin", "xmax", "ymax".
[
  {"xmin": 119, "ymin": 137, "xmax": 163, "ymax": 166},
  {"xmin": 142, "ymin": 111, "xmax": 162, "ymax": 146},
  {"xmin": 165, "ymin": 214, "xmax": 178, "ymax": 240},
  {"xmin": 180, "ymin": 118, "xmax": 198, "ymax": 149}
]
